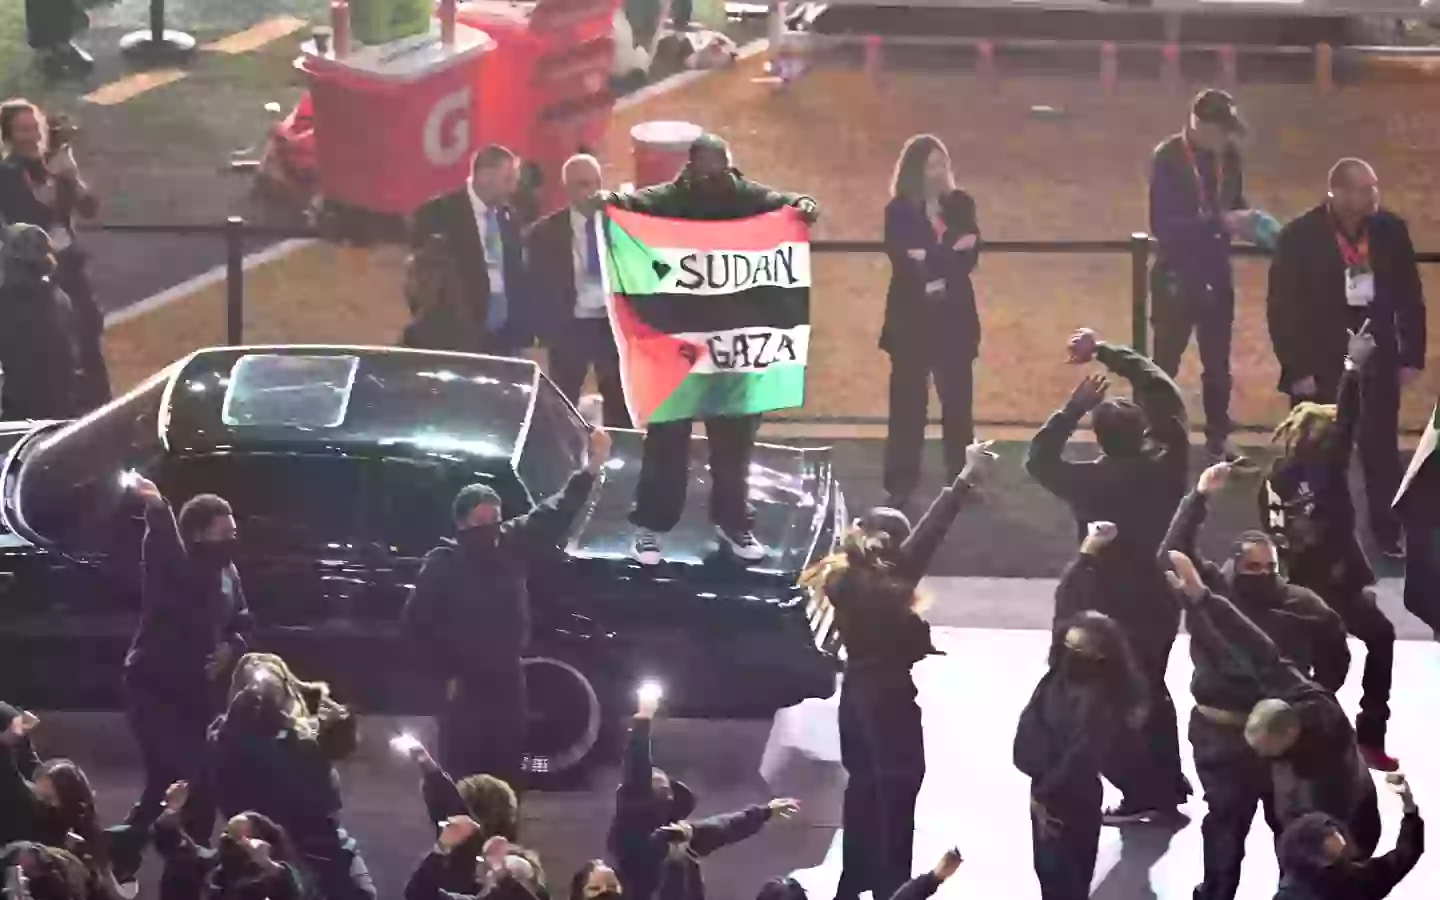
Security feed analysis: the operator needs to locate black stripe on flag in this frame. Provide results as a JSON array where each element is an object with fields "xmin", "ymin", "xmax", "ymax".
[{"xmin": 619, "ymin": 285, "xmax": 808, "ymax": 334}]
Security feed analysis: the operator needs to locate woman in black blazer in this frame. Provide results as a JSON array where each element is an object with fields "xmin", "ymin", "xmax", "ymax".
[{"xmin": 881, "ymin": 135, "xmax": 981, "ymax": 509}]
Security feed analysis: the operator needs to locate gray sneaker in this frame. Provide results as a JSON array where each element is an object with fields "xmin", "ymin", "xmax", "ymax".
[
  {"xmin": 634, "ymin": 529, "xmax": 662, "ymax": 566},
  {"xmin": 716, "ymin": 526, "xmax": 767, "ymax": 562}
]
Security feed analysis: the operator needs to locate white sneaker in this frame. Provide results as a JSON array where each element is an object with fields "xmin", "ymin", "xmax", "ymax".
[
  {"xmin": 634, "ymin": 529, "xmax": 663, "ymax": 566},
  {"xmin": 716, "ymin": 526, "xmax": 767, "ymax": 562}
]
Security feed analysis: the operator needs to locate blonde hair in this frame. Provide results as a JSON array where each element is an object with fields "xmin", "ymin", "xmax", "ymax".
[
  {"xmin": 1271, "ymin": 401, "xmax": 1339, "ymax": 467},
  {"xmin": 226, "ymin": 652, "xmax": 337, "ymax": 740},
  {"xmin": 799, "ymin": 526, "xmax": 929, "ymax": 616}
]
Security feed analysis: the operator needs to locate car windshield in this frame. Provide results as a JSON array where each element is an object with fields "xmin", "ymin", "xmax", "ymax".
[{"xmin": 15, "ymin": 367, "xmax": 173, "ymax": 553}]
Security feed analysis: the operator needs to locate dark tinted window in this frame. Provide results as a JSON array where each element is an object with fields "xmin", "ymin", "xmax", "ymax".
[
  {"xmin": 368, "ymin": 457, "xmax": 511, "ymax": 559},
  {"xmin": 517, "ymin": 377, "xmax": 586, "ymax": 504},
  {"xmin": 161, "ymin": 454, "xmax": 365, "ymax": 558},
  {"xmin": 18, "ymin": 368, "xmax": 172, "ymax": 554}
]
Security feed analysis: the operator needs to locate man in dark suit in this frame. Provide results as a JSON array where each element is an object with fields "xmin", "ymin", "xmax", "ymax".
[
  {"xmin": 1149, "ymin": 89, "xmax": 1255, "ymax": 461},
  {"xmin": 1267, "ymin": 158, "xmax": 1426, "ymax": 558},
  {"xmin": 412, "ymin": 145, "xmax": 527, "ymax": 357},
  {"xmin": 527, "ymin": 154, "xmax": 631, "ymax": 428}
]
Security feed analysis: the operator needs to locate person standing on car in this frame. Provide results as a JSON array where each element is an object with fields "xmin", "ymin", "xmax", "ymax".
[
  {"xmin": 411, "ymin": 145, "xmax": 528, "ymax": 358},
  {"xmin": 1149, "ymin": 88, "xmax": 1254, "ymax": 461},
  {"xmin": 1026, "ymin": 328, "xmax": 1192, "ymax": 825},
  {"xmin": 114, "ymin": 477, "xmax": 252, "ymax": 880},
  {"xmin": 402, "ymin": 427, "xmax": 611, "ymax": 790},
  {"xmin": 879, "ymin": 134, "xmax": 981, "ymax": 511},
  {"xmin": 0, "ymin": 99, "xmax": 108, "ymax": 410},
  {"xmin": 800, "ymin": 441, "xmax": 996, "ymax": 900},
  {"xmin": 0, "ymin": 223, "xmax": 83, "ymax": 421},
  {"xmin": 527, "ymin": 154, "xmax": 630, "ymax": 428},
  {"xmin": 596, "ymin": 134, "xmax": 818, "ymax": 566},
  {"xmin": 1266, "ymin": 158, "xmax": 1425, "ymax": 560}
]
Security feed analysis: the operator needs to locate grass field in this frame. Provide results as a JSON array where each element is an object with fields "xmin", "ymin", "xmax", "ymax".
[{"xmin": 102, "ymin": 54, "xmax": 1440, "ymax": 432}]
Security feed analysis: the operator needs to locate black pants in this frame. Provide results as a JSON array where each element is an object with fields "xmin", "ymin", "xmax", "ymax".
[
  {"xmin": 1321, "ymin": 586, "xmax": 1395, "ymax": 749},
  {"xmin": 1150, "ymin": 263, "xmax": 1233, "ymax": 444},
  {"xmin": 836, "ymin": 672, "xmax": 924, "ymax": 900},
  {"xmin": 25, "ymin": 0, "xmax": 82, "ymax": 48},
  {"xmin": 439, "ymin": 667, "xmax": 527, "ymax": 791},
  {"xmin": 1190, "ymin": 713, "xmax": 1281, "ymax": 900},
  {"xmin": 630, "ymin": 415, "xmax": 757, "ymax": 534},
  {"xmin": 883, "ymin": 351, "xmax": 973, "ymax": 503},
  {"xmin": 547, "ymin": 318, "xmax": 631, "ymax": 428},
  {"xmin": 1030, "ymin": 778, "xmax": 1103, "ymax": 900},
  {"xmin": 56, "ymin": 249, "xmax": 111, "ymax": 412},
  {"xmin": 1102, "ymin": 630, "xmax": 1188, "ymax": 809},
  {"xmin": 121, "ymin": 673, "xmax": 216, "ymax": 845},
  {"xmin": 1289, "ymin": 363, "xmax": 1403, "ymax": 547}
]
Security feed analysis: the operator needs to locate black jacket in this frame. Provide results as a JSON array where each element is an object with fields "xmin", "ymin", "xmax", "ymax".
[
  {"xmin": 880, "ymin": 191, "xmax": 980, "ymax": 359},
  {"xmin": 608, "ymin": 717, "xmax": 773, "ymax": 900},
  {"xmin": 1149, "ymin": 133, "xmax": 1245, "ymax": 285},
  {"xmin": 0, "ymin": 276, "xmax": 81, "ymax": 420},
  {"xmin": 1267, "ymin": 204, "xmax": 1426, "ymax": 391},
  {"xmin": 1184, "ymin": 588, "xmax": 1370, "ymax": 827},
  {"xmin": 605, "ymin": 166, "xmax": 813, "ymax": 222},
  {"xmin": 405, "ymin": 852, "xmax": 541, "ymax": 900},
  {"xmin": 525, "ymin": 206, "xmax": 595, "ymax": 348},
  {"xmin": 411, "ymin": 191, "xmax": 528, "ymax": 348},
  {"xmin": 402, "ymin": 471, "xmax": 595, "ymax": 682},
  {"xmin": 416, "ymin": 763, "xmax": 514, "ymax": 894},
  {"xmin": 1261, "ymin": 367, "xmax": 1376, "ymax": 596},
  {"xmin": 153, "ymin": 811, "xmax": 307, "ymax": 900},
  {"xmin": 1164, "ymin": 489, "xmax": 1350, "ymax": 711},
  {"xmin": 124, "ymin": 496, "xmax": 251, "ymax": 692},
  {"xmin": 1275, "ymin": 809, "xmax": 1424, "ymax": 900},
  {"xmin": 826, "ymin": 482, "xmax": 972, "ymax": 674}
]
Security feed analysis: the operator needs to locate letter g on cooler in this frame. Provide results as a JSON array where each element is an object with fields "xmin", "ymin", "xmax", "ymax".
[{"xmin": 422, "ymin": 87, "xmax": 473, "ymax": 168}]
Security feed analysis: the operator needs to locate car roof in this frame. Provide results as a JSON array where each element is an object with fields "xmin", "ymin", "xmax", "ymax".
[{"xmin": 162, "ymin": 346, "xmax": 543, "ymax": 464}]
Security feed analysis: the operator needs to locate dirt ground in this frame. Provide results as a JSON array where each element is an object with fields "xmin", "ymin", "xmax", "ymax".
[{"xmin": 104, "ymin": 52, "xmax": 1440, "ymax": 431}]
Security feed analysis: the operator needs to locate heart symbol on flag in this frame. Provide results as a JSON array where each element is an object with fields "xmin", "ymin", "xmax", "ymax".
[{"xmin": 652, "ymin": 260, "xmax": 673, "ymax": 281}]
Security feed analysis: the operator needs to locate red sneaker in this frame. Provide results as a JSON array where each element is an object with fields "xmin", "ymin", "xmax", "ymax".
[{"xmin": 1359, "ymin": 744, "xmax": 1400, "ymax": 772}]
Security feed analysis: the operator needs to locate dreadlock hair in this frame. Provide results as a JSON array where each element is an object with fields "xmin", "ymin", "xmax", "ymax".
[
  {"xmin": 798, "ymin": 525, "xmax": 929, "ymax": 616},
  {"xmin": 220, "ymin": 652, "xmax": 340, "ymax": 742},
  {"xmin": 1270, "ymin": 401, "xmax": 1339, "ymax": 473},
  {"xmin": 455, "ymin": 773, "xmax": 520, "ymax": 841}
]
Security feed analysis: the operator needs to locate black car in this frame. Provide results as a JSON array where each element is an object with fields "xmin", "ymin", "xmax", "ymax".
[{"xmin": 0, "ymin": 346, "xmax": 843, "ymax": 781}]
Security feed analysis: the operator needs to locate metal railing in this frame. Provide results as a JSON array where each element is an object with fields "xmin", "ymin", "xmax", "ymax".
[{"xmin": 89, "ymin": 218, "xmax": 1440, "ymax": 426}]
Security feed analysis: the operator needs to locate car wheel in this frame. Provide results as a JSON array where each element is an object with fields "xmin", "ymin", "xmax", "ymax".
[{"xmin": 522, "ymin": 656, "xmax": 603, "ymax": 789}]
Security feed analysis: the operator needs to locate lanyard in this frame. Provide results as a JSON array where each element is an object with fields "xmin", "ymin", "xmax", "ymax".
[
  {"xmin": 1180, "ymin": 137, "xmax": 1223, "ymax": 217},
  {"xmin": 1332, "ymin": 217, "xmax": 1370, "ymax": 270}
]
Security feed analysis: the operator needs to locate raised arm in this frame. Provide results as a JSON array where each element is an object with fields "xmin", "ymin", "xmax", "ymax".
[
  {"xmin": 1054, "ymin": 522, "xmax": 1113, "ymax": 626},
  {"xmin": 687, "ymin": 804, "xmax": 773, "ymax": 857},
  {"xmin": 506, "ymin": 469, "xmax": 597, "ymax": 557},
  {"xmin": 897, "ymin": 442, "xmax": 994, "ymax": 575},
  {"xmin": 1161, "ymin": 464, "xmax": 1235, "ymax": 590},
  {"xmin": 1026, "ymin": 373, "xmax": 1109, "ymax": 503},
  {"xmin": 731, "ymin": 175, "xmax": 816, "ymax": 217},
  {"xmin": 1311, "ymin": 329, "xmax": 1374, "ymax": 549},
  {"xmin": 1094, "ymin": 341, "xmax": 1188, "ymax": 458},
  {"xmin": 135, "ymin": 481, "xmax": 189, "ymax": 600}
]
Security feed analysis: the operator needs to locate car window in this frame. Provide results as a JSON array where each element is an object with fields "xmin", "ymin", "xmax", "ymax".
[
  {"xmin": 367, "ymin": 457, "xmax": 503, "ymax": 560},
  {"xmin": 17, "ymin": 368, "xmax": 172, "ymax": 555},
  {"xmin": 160, "ymin": 454, "xmax": 365, "ymax": 559},
  {"xmin": 516, "ymin": 377, "xmax": 587, "ymax": 504}
]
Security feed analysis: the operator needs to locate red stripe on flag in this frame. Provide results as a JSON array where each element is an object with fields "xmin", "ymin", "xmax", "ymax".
[
  {"xmin": 609, "ymin": 295, "xmax": 700, "ymax": 426},
  {"xmin": 605, "ymin": 205, "xmax": 808, "ymax": 252}
]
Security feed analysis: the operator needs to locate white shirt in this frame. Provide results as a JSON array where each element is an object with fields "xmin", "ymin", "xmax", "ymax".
[
  {"xmin": 468, "ymin": 180, "xmax": 506, "ymax": 299},
  {"xmin": 570, "ymin": 207, "xmax": 608, "ymax": 319}
]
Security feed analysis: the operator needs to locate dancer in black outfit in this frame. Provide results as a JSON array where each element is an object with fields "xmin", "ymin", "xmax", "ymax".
[
  {"xmin": 1260, "ymin": 321, "xmax": 1399, "ymax": 772},
  {"xmin": 1163, "ymin": 462, "xmax": 1349, "ymax": 900},
  {"xmin": 1018, "ymin": 521, "xmax": 1149, "ymax": 900},
  {"xmin": 801, "ymin": 440, "xmax": 998, "ymax": 900}
]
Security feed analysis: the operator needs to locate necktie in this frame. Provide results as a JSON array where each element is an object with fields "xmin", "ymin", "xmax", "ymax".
[
  {"xmin": 585, "ymin": 215, "xmax": 602, "ymax": 277},
  {"xmin": 484, "ymin": 208, "xmax": 507, "ymax": 332}
]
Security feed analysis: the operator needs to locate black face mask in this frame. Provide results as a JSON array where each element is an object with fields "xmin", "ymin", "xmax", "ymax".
[
  {"xmin": 1232, "ymin": 572, "xmax": 1282, "ymax": 606},
  {"xmin": 459, "ymin": 524, "xmax": 501, "ymax": 553},
  {"xmin": 593, "ymin": 891, "xmax": 622, "ymax": 900},
  {"xmin": 218, "ymin": 835, "xmax": 252, "ymax": 870},
  {"xmin": 189, "ymin": 538, "xmax": 238, "ymax": 570},
  {"xmin": 1063, "ymin": 651, "xmax": 1105, "ymax": 682}
]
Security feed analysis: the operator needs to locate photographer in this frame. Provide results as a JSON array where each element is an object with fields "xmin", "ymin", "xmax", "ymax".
[{"xmin": 0, "ymin": 98, "xmax": 109, "ymax": 411}]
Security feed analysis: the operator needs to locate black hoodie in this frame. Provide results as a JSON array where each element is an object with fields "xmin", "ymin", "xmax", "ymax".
[
  {"xmin": 1275, "ymin": 809, "xmax": 1424, "ymax": 900},
  {"xmin": 153, "ymin": 811, "xmax": 307, "ymax": 900},
  {"xmin": 1162, "ymin": 489, "xmax": 1350, "ymax": 712},
  {"xmin": 607, "ymin": 718, "xmax": 773, "ymax": 900}
]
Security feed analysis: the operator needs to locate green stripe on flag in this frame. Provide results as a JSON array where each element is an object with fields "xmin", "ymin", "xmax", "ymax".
[
  {"xmin": 648, "ymin": 367, "xmax": 807, "ymax": 424},
  {"xmin": 604, "ymin": 217, "xmax": 664, "ymax": 296}
]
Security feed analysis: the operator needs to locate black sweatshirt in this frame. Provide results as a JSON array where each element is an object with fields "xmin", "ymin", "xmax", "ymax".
[
  {"xmin": 1275, "ymin": 809, "xmax": 1424, "ymax": 900},
  {"xmin": 0, "ymin": 278, "xmax": 82, "ymax": 421},
  {"xmin": 605, "ymin": 167, "xmax": 814, "ymax": 222},
  {"xmin": 1260, "ymin": 367, "xmax": 1376, "ymax": 596},
  {"xmin": 124, "ymin": 496, "xmax": 251, "ymax": 690},
  {"xmin": 827, "ymin": 481, "xmax": 973, "ymax": 674},
  {"xmin": 1164, "ymin": 490, "xmax": 1350, "ymax": 711},
  {"xmin": 608, "ymin": 717, "xmax": 773, "ymax": 900},
  {"xmin": 153, "ymin": 811, "xmax": 306, "ymax": 900},
  {"xmin": 402, "ymin": 470, "xmax": 595, "ymax": 682},
  {"xmin": 1185, "ymin": 588, "xmax": 1369, "ymax": 826}
]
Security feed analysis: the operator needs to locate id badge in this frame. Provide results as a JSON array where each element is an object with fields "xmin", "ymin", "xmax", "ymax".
[{"xmin": 1345, "ymin": 266, "xmax": 1374, "ymax": 307}]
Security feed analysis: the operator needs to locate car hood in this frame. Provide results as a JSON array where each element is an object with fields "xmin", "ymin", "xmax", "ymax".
[{"xmin": 569, "ymin": 429, "xmax": 838, "ymax": 576}]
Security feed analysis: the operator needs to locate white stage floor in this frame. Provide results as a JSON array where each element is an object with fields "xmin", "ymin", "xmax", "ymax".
[{"xmin": 768, "ymin": 627, "xmax": 1440, "ymax": 900}]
